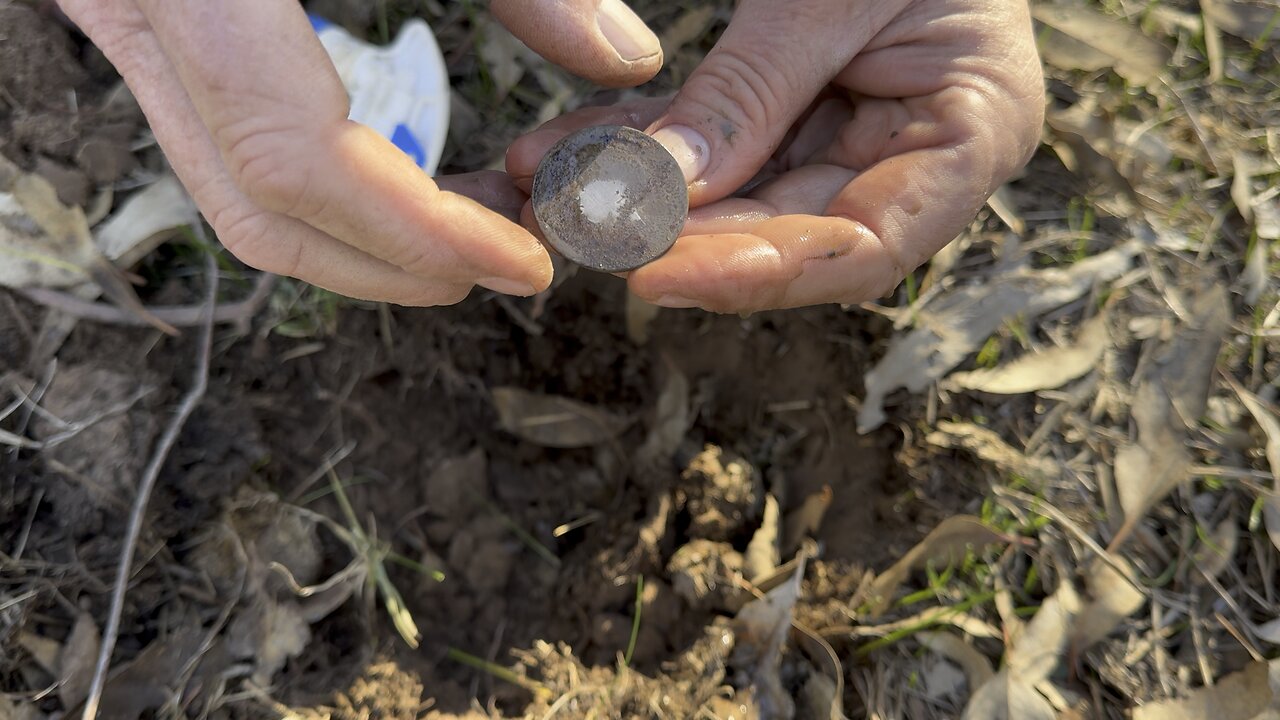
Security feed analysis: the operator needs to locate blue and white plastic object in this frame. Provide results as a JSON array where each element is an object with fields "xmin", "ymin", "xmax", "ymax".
[{"xmin": 309, "ymin": 14, "xmax": 452, "ymax": 174}]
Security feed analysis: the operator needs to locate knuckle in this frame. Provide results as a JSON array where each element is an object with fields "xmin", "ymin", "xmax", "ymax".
[
  {"xmin": 211, "ymin": 205, "xmax": 301, "ymax": 278},
  {"xmin": 689, "ymin": 45, "xmax": 789, "ymax": 135},
  {"xmin": 220, "ymin": 120, "xmax": 318, "ymax": 218}
]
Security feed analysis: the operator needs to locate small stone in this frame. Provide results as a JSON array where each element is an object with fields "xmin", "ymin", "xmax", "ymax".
[{"xmin": 532, "ymin": 125, "xmax": 687, "ymax": 273}]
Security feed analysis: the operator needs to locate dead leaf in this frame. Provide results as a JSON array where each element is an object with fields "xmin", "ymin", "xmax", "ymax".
[
  {"xmin": 1200, "ymin": 0, "xmax": 1280, "ymax": 42},
  {"xmin": 858, "ymin": 241, "xmax": 1138, "ymax": 432},
  {"xmin": 1031, "ymin": 4, "xmax": 1171, "ymax": 85},
  {"xmin": 731, "ymin": 559, "xmax": 805, "ymax": 720},
  {"xmin": 491, "ymin": 387, "xmax": 628, "ymax": 447},
  {"xmin": 659, "ymin": 4, "xmax": 717, "ymax": 57},
  {"xmin": 948, "ymin": 313, "xmax": 1107, "ymax": 394},
  {"xmin": 1072, "ymin": 557, "xmax": 1144, "ymax": 651},
  {"xmin": 228, "ymin": 595, "xmax": 311, "ymax": 687},
  {"xmin": 1132, "ymin": 661, "xmax": 1272, "ymax": 720},
  {"xmin": 867, "ymin": 516, "xmax": 1005, "ymax": 615},
  {"xmin": 917, "ymin": 631, "xmax": 996, "ymax": 691},
  {"xmin": 1234, "ymin": 152, "xmax": 1258, "ymax": 226},
  {"xmin": 475, "ymin": 19, "xmax": 534, "ymax": 101},
  {"xmin": 745, "ymin": 494, "xmax": 782, "ymax": 583},
  {"xmin": 963, "ymin": 581, "xmax": 1080, "ymax": 719},
  {"xmin": 1192, "ymin": 518, "xmax": 1238, "ymax": 584},
  {"xmin": 636, "ymin": 356, "xmax": 691, "ymax": 465},
  {"xmin": 97, "ymin": 627, "xmax": 205, "ymax": 720},
  {"xmin": 1243, "ymin": 239, "xmax": 1269, "ymax": 306},
  {"xmin": 94, "ymin": 174, "xmax": 196, "ymax": 268},
  {"xmin": 927, "ymin": 421, "xmax": 1062, "ymax": 483},
  {"xmin": 0, "ymin": 153, "xmax": 176, "ymax": 334},
  {"xmin": 626, "ymin": 291, "xmax": 661, "ymax": 345},
  {"xmin": 1112, "ymin": 281, "xmax": 1230, "ymax": 548},
  {"xmin": 57, "ymin": 611, "xmax": 100, "ymax": 710},
  {"xmin": 423, "ymin": 448, "xmax": 488, "ymax": 521}
]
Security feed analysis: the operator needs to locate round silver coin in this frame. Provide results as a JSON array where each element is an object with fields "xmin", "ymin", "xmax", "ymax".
[{"xmin": 531, "ymin": 125, "xmax": 688, "ymax": 273}]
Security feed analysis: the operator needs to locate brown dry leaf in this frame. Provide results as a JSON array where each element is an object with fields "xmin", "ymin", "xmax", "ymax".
[
  {"xmin": 963, "ymin": 581, "xmax": 1080, "ymax": 720},
  {"xmin": 1200, "ymin": 0, "xmax": 1280, "ymax": 42},
  {"xmin": 1072, "ymin": 557, "xmax": 1145, "ymax": 651},
  {"xmin": 867, "ymin": 516, "xmax": 1005, "ymax": 615},
  {"xmin": 1031, "ymin": 3, "xmax": 1171, "ymax": 85},
  {"xmin": 858, "ymin": 241, "xmax": 1138, "ymax": 432},
  {"xmin": 1133, "ymin": 661, "xmax": 1272, "ymax": 720},
  {"xmin": 491, "ymin": 387, "xmax": 628, "ymax": 448},
  {"xmin": 917, "ymin": 631, "xmax": 996, "ymax": 691},
  {"xmin": 926, "ymin": 421, "xmax": 1062, "ymax": 483},
  {"xmin": 57, "ymin": 611, "xmax": 100, "ymax": 710},
  {"xmin": 1112, "ymin": 281, "xmax": 1230, "ymax": 548},
  {"xmin": 949, "ymin": 313, "xmax": 1107, "ymax": 394},
  {"xmin": 0, "ymin": 153, "xmax": 175, "ymax": 334},
  {"xmin": 97, "ymin": 628, "xmax": 205, "ymax": 720}
]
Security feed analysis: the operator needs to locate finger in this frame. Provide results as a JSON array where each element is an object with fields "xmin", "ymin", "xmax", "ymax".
[
  {"xmin": 683, "ymin": 164, "xmax": 857, "ymax": 235},
  {"xmin": 628, "ymin": 215, "xmax": 900, "ymax": 313},
  {"xmin": 132, "ymin": 0, "xmax": 551, "ymax": 291},
  {"xmin": 644, "ymin": 0, "xmax": 897, "ymax": 205},
  {"xmin": 435, "ymin": 170, "xmax": 528, "ymax": 222},
  {"xmin": 823, "ymin": 90, "xmax": 1033, "ymax": 273},
  {"xmin": 505, "ymin": 97, "xmax": 668, "ymax": 190},
  {"xmin": 489, "ymin": 0, "xmax": 662, "ymax": 88},
  {"xmin": 57, "ymin": 1, "xmax": 486, "ymax": 304}
]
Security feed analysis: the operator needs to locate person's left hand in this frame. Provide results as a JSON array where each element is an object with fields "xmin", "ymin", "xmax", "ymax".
[{"xmin": 506, "ymin": 0, "xmax": 1046, "ymax": 313}]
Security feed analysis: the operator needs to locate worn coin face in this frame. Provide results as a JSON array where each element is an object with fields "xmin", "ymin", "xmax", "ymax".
[{"xmin": 531, "ymin": 125, "xmax": 688, "ymax": 273}]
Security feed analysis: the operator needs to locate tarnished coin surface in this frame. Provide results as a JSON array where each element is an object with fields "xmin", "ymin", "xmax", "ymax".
[{"xmin": 531, "ymin": 125, "xmax": 687, "ymax": 273}]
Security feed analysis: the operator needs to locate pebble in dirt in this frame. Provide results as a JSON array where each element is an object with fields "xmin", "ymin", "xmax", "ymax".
[{"xmin": 532, "ymin": 125, "xmax": 688, "ymax": 273}]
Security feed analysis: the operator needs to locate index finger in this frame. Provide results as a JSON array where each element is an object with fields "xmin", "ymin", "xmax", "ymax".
[{"xmin": 133, "ymin": 0, "xmax": 552, "ymax": 289}]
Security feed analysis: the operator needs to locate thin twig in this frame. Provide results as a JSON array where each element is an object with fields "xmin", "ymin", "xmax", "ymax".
[
  {"xmin": 80, "ymin": 254, "xmax": 218, "ymax": 720},
  {"xmin": 20, "ymin": 272, "xmax": 273, "ymax": 333}
]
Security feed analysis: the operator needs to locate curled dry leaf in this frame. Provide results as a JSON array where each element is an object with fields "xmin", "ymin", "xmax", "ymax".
[
  {"xmin": 1031, "ymin": 3, "xmax": 1171, "ymax": 85},
  {"xmin": 858, "ymin": 241, "xmax": 1138, "ymax": 432},
  {"xmin": 867, "ymin": 515, "xmax": 1006, "ymax": 616},
  {"xmin": 948, "ymin": 313, "xmax": 1107, "ymax": 394},
  {"xmin": 963, "ymin": 581, "xmax": 1080, "ymax": 720},
  {"xmin": 783, "ymin": 485, "xmax": 833, "ymax": 555},
  {"xmin": 745, "ymin": 494, "xmax": 782, "ymax": 583},
  {"xmin": 917, "ymin": 631, "xmax": 996, "ymax": 691},
  {"xmin": 1132, "ymin": 660, "xmax": 1272, "ymax": 720},
  {"xmin": 491, "ymin": 387, "xmax": 628, "ymax": 448},
  {"xmin": 94, "ymin": 174, "xmax": 196, "ymax": 267},
  {"xmin": 1072, "ymin": 556, "xmax": 1145, "ymax": 652},
  {"xmin": 57, "ymin": 611, "xmax": 100, "ymax": 710}
]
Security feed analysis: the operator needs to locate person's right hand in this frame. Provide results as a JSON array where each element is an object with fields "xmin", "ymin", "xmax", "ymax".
[{"xmin": 55, "ymin": 0, "xmax": 667, "ymax": 306}]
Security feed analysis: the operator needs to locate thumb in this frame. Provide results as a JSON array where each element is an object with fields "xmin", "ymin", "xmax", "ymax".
[
  {"xmin": 646, "ymin": 0, "xmax": 880, "ymax": 204},
  {"xmin": 489, "ymin": 0, "xmax": 663, "ymax": 88}
]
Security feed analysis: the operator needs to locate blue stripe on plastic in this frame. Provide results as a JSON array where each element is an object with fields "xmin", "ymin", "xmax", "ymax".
[
  {"xmin": 391, "ymin": 124, "xmax": 426, "ymax": 167},
  {"xmin": 307, "ymin": 14, "xmax": 333, "ymax": 32}
]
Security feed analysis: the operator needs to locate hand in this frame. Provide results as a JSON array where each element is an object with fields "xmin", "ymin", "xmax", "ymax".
[
  {"xmin": 507, "ymin": 0, "xmax": 1046, "ymax": 313},
  {"xmin": 54, "ymin": 0, "xmax": 667, "ymax": 306}
]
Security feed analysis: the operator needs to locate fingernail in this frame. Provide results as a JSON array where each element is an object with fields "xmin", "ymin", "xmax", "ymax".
[
  {"xmin": 597, "ymin": 0, "xmax": 661, "ymax": 62},
  {"xmin": 654, "ymin": 295, "xmax": 700, "ymax": 309},
  {"xmin": 651, "ymin": 125, "xmax": 710, "ymax": 184},
  {"xmin": 477, "ymin": 277, "xmax": 537, "ymax": 296}
]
